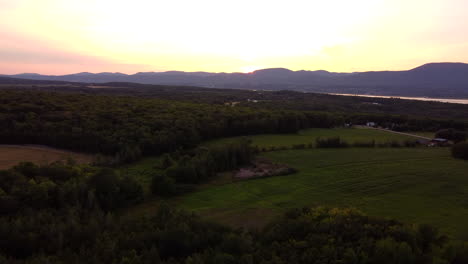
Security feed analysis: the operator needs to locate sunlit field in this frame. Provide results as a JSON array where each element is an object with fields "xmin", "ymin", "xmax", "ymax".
[{"xmin": 176, "ymin": 147, "xmax": 468, "ymax": 238}]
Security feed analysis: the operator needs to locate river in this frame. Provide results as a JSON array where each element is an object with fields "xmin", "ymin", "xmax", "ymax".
[{"xmin": 328, "ymin": 93, "xmax": 468, "ymax": 105}]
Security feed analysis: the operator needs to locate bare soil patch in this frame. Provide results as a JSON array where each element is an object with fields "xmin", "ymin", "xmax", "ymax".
[
  {"xmin": 0, "ymin": 145, "xmax": 94, "ymax": 169},
  {"xmin": 234, "ymin": 157, "xmax": 297, "ymax": 179}
]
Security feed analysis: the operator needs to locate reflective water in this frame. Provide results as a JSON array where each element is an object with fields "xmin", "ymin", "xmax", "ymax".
[{"xmin": 329, "ymin": 93, "xmax": 468, "ymax": 105}]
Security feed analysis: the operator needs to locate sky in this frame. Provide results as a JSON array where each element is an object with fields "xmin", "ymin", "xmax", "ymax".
[{"xmin": 1, "ymin": 0, "xmax": 468, "ymax": 74}]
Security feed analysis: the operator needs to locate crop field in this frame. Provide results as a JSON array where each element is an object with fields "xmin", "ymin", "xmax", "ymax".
[
  {"xmin": 205, "ymin": 127, "xmax": 420, "ymax": 148},
  {"xmin": 0, "ymin": 145, "xmax": 93, "ymax": 170},
  {"xmin": 176, "ymin": 147, "xmax": 468, "ymax": 238},
  {"xmin": 123, "ymin": 127, "xmax": 416, "ymax": 193}
]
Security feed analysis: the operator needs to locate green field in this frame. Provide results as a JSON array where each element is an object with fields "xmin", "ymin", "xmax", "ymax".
[
  {"xmin": 121, "ymin": 128, "xmax": 467, "ymax": 237},
  {"xmin": 205, "ymin": 127, "xmax": 420, "ymax": 148},
  {"xmin": 176, "ymin": 147, "xmax": 468, "ymax": 238},
  {"xmin": 124, "ymin": 127, "xmax": 417, "ymax": 193},
  {"xmin": 411, "ymin": 131, "xmax": 436, "ymax": 138}
]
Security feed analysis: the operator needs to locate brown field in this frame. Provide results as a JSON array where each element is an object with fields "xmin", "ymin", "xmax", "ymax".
[{"xmin": 0, "ymin": 145, "xmax": 94, "ymax": 170}]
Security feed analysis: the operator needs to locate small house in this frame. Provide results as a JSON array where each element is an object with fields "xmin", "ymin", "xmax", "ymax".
[{"xmin": 366, "ymin": 122, "xmax": 376, "ymax": 127}]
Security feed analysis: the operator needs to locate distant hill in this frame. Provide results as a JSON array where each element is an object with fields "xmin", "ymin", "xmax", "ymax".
[
  {"xmin": 0, "ymin": 76, "xmax": 77, "ymax": 85},
  {"xmin": 3, "ymin": 62, "xmax": 468, "ymax": 98}
]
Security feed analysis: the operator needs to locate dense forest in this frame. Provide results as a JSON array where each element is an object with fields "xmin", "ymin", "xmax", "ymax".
[
  {"xmin": 2, "ymin": 78, "xmax": 468, "ymax": 121},
  {"xmin": 0, "ymin": 89, "xmax": 466, "ymax": 165},
  {"xmin": 1, "ymin": 159, "xmax": 467, "ymax": 264},
  {"xmin": 0, "ymin": 90, "xmax": 342, "ymax": 163},
  {"xmin": 2, "ymin": 181, "xmax": 468, "ymax": 264}
]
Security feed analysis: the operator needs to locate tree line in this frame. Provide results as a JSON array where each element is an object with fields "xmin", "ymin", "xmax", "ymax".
[
  {"xmin": 6, "ymin": 81, "xmax": 468, "ymax": 122},
  {"xmin": 0, "ymin": 161, "xmax": 143, "ymax": 215},
  {"xmin": 1, "ymin": 204, "xmax": 467, "ymax": 264},
  {"xmin": 152, "ymin": 138, "xmax": 254, "ymax": 196}
]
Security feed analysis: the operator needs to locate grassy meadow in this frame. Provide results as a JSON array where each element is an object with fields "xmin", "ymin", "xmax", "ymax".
[
  {"xmin": 175, "ymin": 147, "xmax": 468, "ymax": 238},
  {"xmin": 121, "ymin": 127, "xmax": 468, "ymax": 238},
  {"xmin": 411, "ymin": 131, "xmax": 436, "ymax": 138},
  {"xmin": 123, "ymin": 127, "xmax": 417, "ymax": 194}
]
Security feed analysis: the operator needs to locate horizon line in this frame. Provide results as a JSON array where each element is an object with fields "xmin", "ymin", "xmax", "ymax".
[{"xmin": 2, "ymin": 61, "xmax": 467, "ymax": 76}]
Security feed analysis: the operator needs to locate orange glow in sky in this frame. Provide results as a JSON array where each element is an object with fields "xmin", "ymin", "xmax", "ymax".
[{"xmin": 1, "ymin": 0, "xmax": 467, "ymax": 74}]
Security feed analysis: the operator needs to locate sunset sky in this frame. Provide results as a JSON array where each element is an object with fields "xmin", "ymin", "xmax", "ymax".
[{"xmin": 1, "ymin": 0, "xmax": 468, "ymax": 74}]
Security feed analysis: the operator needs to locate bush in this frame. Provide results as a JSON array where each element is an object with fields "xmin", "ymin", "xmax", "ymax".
[
  {"xmin": 436, "ymin": 129, "xmax": 467, "ymax": 143},
  {"xmin": 262, "ymin": 207, "xmax": 450, "ymax": 264},
  {"xmin": 403, "ymin": 140, "xmax": 419, "ymax": 147},
  {"xmin": 88, "ymin": 168, "xmax": 143, "ymax": 210},
  {"xmin": 157, "ymin": 154, "xmax": 174, "ymax": 169},
  {"xmin": 292, "ymin": 144, "xmax": 306, "ymax": 149},
  {"xmin": 390, "ymin": 140, "xmax": 402, "ymax": 148},
  {"xmin": 451, "ymin": 142, "xmax": 468, "ymax": 160},
  {"xmin": 352, "ymin": 140, "xmax": 375, "ymax": 148},
  {"xmin": 119, "ymin": 176, "xmax": 144, "ymax": 204},
  {"xmin": 151, "ymin": 175, "xmax": 177, "ymax": 197},
  {"xmin": 316, "ymin": 137, "xmax": 349, "ymax": 148}
]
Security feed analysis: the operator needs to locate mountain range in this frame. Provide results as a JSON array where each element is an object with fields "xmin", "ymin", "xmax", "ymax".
[{"xmin": 3, "ymin": 62, "xmax": 468, "ymax": 98}]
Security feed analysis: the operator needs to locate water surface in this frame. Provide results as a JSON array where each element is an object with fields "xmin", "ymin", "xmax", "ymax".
[{"xmin": 329, "ymin": 93, "xmax": 468, "ymax": 105}]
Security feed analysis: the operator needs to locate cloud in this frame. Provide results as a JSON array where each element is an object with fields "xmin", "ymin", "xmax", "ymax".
[
  {"xmin": 0, "ymin": 31, "xmax": 109, "ymax": 65},
  {"xmin": 0, "ymin": 47, "xmax": 107, "ymax": 65},
  {"xmin": 0, "ymin": 31, "xmax": 155, "ymax": 74}
]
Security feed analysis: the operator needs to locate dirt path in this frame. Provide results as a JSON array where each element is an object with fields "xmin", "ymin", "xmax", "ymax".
[{"xmin": 354, "ymin": 126, "xmax": 432, "ymax": 140}]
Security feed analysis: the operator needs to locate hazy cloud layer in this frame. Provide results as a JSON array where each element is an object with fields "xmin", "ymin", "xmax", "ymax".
[{"xmin": 1, "ymin": 0, "xmax": 468, "ymax": 74}]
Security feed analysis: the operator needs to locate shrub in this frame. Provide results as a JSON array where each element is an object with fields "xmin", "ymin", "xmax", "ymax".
[
  {"xmin": 119, "ymin": 176, "xmax": 144, "ymax": 204},
  {"xmin": 451, "ymin": 142, "xmax": 468, "ymax": 160},
  {"xmin": 316, "ymin": 137, "xmax": 349, "ymax": 148},
  {"xmin": 403, "ymin": 140, "xmax": 419, "ymax": 147},
  {"xmin": 292, "ymin": 144, "xmax": 306, "ymax": 149},
  {"xmin": 436, "ymin": 129, "xmax": 467, "ymax": 143},
  {"xmin": 151, "ymin": 175, "xmax": 177, "ymax": 197},
  {"xmin": 352, "ymin": 140, "xmax": 376, "ymax": 148}
]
